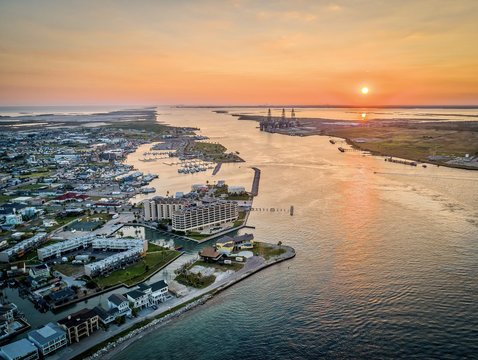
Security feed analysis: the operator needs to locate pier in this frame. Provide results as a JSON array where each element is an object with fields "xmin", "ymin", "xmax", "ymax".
[{"xmin": 251, "ymin": 167, "xmax": 261, "ymax": 196}]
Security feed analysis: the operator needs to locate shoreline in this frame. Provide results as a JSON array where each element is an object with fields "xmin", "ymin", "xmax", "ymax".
[
  {"xmin": 233, "ymin": 114, "xmax": 478, "ymax": 171},
  {"xmin": 73, "ymin": 244, "xmax": 296, "ymax": 360}
]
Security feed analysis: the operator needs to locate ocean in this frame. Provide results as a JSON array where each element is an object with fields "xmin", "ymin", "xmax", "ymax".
[{"xmin": 115, "ymin": 106, "xmax": 478, "ymax": 359}]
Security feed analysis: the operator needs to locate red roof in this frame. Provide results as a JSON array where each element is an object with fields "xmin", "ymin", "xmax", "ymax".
[{"xmin": 55, "ymin": 192, "xmax": 89, "ymax": 201}]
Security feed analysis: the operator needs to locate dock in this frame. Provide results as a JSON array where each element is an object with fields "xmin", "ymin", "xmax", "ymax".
[{"xmin": 251, "ymin": 167, "xmax": 261, "ymax": 196}]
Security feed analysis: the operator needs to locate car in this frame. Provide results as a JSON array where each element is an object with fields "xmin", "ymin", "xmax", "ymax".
[{"xmin": 152, "ymin": 305, "xmax": 158, "ymax": 310}]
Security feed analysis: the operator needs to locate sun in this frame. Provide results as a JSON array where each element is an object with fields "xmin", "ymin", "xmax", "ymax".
[{"xmin": 361, "ymin": 86, "xmax": 369, "ymax": 95}]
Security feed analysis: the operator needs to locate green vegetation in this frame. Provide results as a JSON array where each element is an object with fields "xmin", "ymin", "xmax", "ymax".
[
  {"xmin": 146, "ymin": 242, "xmax": 166, "ymax": 253},
  {"xmin": 175, "ymin": 272, "xmax": 215, "ymax": 289},
  {"xmin": 19, "ymin": 171, "xmax": 52, "ymax": 179},
  {"xmin": 226, "ymin": 193, "xmax": 252, "ymax": 201},
  {"xmin": 232, "ymin": 211, "xmax": 247, "ymax": 227},
  {"xmin": 192, "ymin": 260, "xmax": 243, "ymax": 272},
  {"xmin": 107, "ymin": 121, "xmax": 170, "ymax": 135},
  {"xmin": 95, "ymin": 250, "xmax": 180, "ymax": 288},
  {"xmin": 326, "ymin": 126, "xmax": 478, "ymax": 165},
  {"xmin": 53, "ymin": 263, "xmax": 84, "ymax": 277},
  {"xmin": 0, "ymin": 195, "xmax": 14, "ymax": 204},
  {"xmin": 191, "ymin": 142, "xmax": 241, "ymax": 162},
  {"xmin": 185, "ymin": 231, "xmax": 209, "ymax": 240},
  {"xmin": 16, "ymin": 183, "xmax": 47, "ymax": 191},
  {"xmin": 253, "ymin": 242, "xmax": 286, "ymax": 260}
]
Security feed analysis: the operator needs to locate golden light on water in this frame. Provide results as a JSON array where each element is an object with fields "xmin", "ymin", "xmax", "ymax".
[{"xmin": 361, "ymin": 112, "xmax": 367, "ymax": 119}]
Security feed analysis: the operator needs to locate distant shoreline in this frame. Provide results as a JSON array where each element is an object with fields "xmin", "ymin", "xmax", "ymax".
[{"xmin": 232, "ymin": 114, "xmax": 478, "ymax": 171}]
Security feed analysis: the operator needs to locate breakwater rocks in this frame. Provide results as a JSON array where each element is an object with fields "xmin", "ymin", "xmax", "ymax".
[{"xmin": 85, "ymin": 295, "xmax": 213, "ymax": 360}]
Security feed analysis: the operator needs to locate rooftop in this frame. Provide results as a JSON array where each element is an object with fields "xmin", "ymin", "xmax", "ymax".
[
  {"xmin": 28, "ymin": 322, "xmax": 66, "ymax": 346},
  {"xmin": 108, "ymin": 293, "xmax": 128, "ymax": 306},
  {"xmin": 57, "ymin": 308, "xmax": 98, "ymax": 328},
  {"xmin": 0, "ymin": 338, "xmax": 38, "ymax": 359}
]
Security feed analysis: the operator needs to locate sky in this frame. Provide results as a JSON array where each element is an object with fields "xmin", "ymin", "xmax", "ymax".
[{"xmin": 1, "ymin": 0, "xmax": 478, "ymax": 106}]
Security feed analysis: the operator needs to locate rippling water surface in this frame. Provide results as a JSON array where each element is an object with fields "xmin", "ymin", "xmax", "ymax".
[{"xmin": 118, "ymin": 107, "xmax": 478, "ymax": 359}]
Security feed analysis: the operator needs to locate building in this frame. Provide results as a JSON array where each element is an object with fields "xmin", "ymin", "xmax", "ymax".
[
  {"xmin": 199, "ymin": 247, "xmax": 223, "ymax": 262},
  {"xmin": 216, "ymin": 234, "xmax": 254, "ymax": 254},
  {"xmin": 84, "ymin": 243, "xmax": 146, "ymax": 277},
  {"xmin": 172, "ymin": 201, "xmax": 238, "ymax": 232},
  {"xmin": 0, "ymin": 232, "xmax": 48, "ymax": 262},
  {"xmin": 28, "ymin": 264, "xmax": 50, "ymax": 281},
  {"xmin": 125, "ymin": 289, "xmax": 150, "ymax": 309},
  {"xmin": 107, "ymin": 294, "xmax": 132, "ymax": 317},
  {"xmin": 0, "ymin": 338, "xmax": 39, "ymax": 360},
  {"xmin": 146, "ymin": 280, "xmax": 169, "ymax": 304},
  {"xmin": 125, "ymin": 280, "xmax": 169, "ymax": 309},
  {"xmin": 37, "ymin": 234, "xmax": 96, "ymax": 261},
  {"xmin": 28, "ymin": 322, "xmax": 67, "ymax": 356},
  {"xmin": 142, "ymin": 197, "xmax": 188, "ymax": 221},
  {"xmin": 57, "ymin": 308, "xmax": 99, "ymax": 343}
]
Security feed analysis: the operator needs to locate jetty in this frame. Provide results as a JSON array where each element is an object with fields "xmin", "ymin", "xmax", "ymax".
[
  {"xmin": 251, "ymin": 167, "xmax": 261, "ymax": 196},
  {"xmin": 212, "ymin": 162, "xmax": 222, "ymax": 175}
]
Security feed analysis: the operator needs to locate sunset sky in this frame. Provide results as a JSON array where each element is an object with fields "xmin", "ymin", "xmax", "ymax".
[{"xmin": 1, "ymin": 0, "xmax": 477, "ymax": 106}]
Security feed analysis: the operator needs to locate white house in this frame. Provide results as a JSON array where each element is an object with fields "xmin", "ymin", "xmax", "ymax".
[
  {"xmin": 107, "ymin": 294, "xmax": 132, "ymax": 317},
  {"xmin": 125, "ymin": 289, "xmax": 150, "ymax": 309}
]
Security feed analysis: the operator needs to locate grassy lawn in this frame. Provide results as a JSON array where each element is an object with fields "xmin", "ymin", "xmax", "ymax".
[
  {"xmin": 192, "ymin": 260, "xmax": 243, "ymax": 272},
  {"xmin": 95, "ymin": 250, "xmax": 180, "ymax": 289},
  {"xmin": 53, "ymin": 263, "xmax": 84, "ymax": 277},
  {"xmin": 226, "ymin": 193, "xmax": 252, "ymax": 201},
  {"xmin": 147, "ymin": 242, "xmax": 167, "ymax": 253},
  {"xmin": 253, "ymin": 242, "xmax": 286, "ymax": 260},
  {"xmin": 16, "ymin": 183, "xmax": 47, "ymax": 191},
  {"xmin": 19, "ymin": 171, "xmax": 52, "ymax": 179},
  {"xmin": 175, "ymin": 272, "xmax": 215, "ymax": 289},
  {"xmin": 0, "ymin": 195, "xmax": 14, "ymax": 204}
]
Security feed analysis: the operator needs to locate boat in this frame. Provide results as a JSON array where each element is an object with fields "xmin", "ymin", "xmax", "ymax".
[
  {"xmin": 329, "ymin": 139, "xmax": 336, "ymax": 144},
  {"xmin": 338, "ymin": 147, "xmax": 345, "ymax": 153}
]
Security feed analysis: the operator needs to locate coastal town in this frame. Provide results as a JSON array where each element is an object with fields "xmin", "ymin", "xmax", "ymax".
[{"xmin": 0, "ymin": 108, "xmax": 294, "ymax": 360}]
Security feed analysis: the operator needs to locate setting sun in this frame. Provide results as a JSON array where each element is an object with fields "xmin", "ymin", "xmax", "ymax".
[{"xmin": 361, "ymin": 87, "xmax": 369, "ymax": 95}]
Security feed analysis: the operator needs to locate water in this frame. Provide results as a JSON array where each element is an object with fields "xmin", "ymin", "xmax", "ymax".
[{"xmin": 115, "ymin": 107, "xmax": 478, "ymax": 359}]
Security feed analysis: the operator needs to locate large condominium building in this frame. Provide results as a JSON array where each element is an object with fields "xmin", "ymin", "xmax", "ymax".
[
  {"xmin": 142, "ymin": 197, "xmax": 188, "ymax": 221},
  {"xmin": 172, "ymin": 201, "xmax": 238, "ymax": 232},
  {"xmin": 84, "ymin": 240, "xmax": 147, "ymax": 277},
  {"xmin": 0, "ymin": 232, "xmax": 48, "ymax": 263}
]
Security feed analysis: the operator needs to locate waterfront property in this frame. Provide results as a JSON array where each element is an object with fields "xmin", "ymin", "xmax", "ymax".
[
  {"xmin": 57, "ymin": 308, "xmax": 99, "ymax": 344},
  {"xmin": 142, "ymin": 197, "xmax": 188, "ymax": 221},
  {"xmin": 84, "ymin": 244, "xmax": 146, "ymax": 277},
  {"xmin": 27, "ymin": 322, "xmax": 67, "ymax": 356},
  {"xmin": 93, "ymin": 293, "xmax": 133, "ymax": 325},
  {"xmin": 125, "ymin": 280, "xmax": 170, "ymax": 309},
  {"xmin": 0, "ymin": 338, "xmax": 39, "ymax": 360},
  {"xmin": 125, "ymin": 289, "xmax": 150, "ymax": 310},
  {"xmin": 107, "ymin": 294, "xmax": 132, "ymax": 317},
  {"xmin": 215, "ymin": 233, "xmax": 254, "ymax": 254},
  {"xmin": 172, "ymin": 201, "xmax": 238, "ymax": 232},
  {"xmin": 199, "ymin": 247, "xmax": 223, "ymax": 262},
  {"xmin": 37, "ymin": 235, "xmax": 96, "ymax": 261}
]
